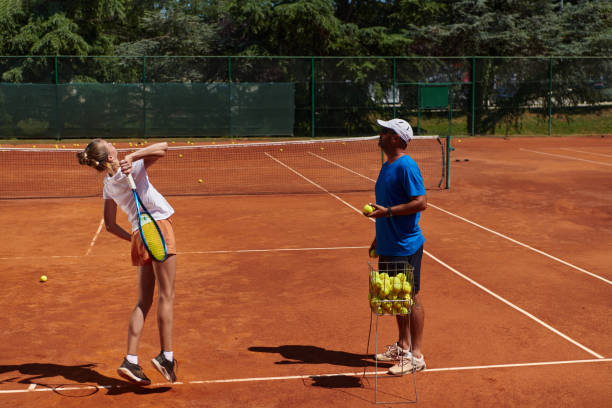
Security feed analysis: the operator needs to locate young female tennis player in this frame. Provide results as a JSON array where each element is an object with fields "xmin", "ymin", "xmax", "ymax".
[{"xmin": 77, "ymin": 139, "xmax": 177, "ymax": 385}]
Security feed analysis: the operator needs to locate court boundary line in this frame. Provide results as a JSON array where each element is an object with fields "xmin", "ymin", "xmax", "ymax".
[
  {"xmin": 0, "ymin": 246, "xmax": 371, "ymax": 260},
  {"xmin": 85, "ymin": 218, "xmax": 104, "ymax": 256},
  {"xmin": 427, "ymin": 203, "xmax": 612, "ymax": 286},
  {"xmin": 520, "ymin": 148, "xmax": 612, "ymax": 166},
  {"xmin": 0, "ymin": 358, "xmax": 609, "ymax": 395},
  {"xmin": 559, "ymin": 147, "xmax": 612, "ymax": 158},
  {"xmin": 306, "ymin": 149, "xmax": 611, "ymax": 286},
  {"xmin": 424, "ymin": 250, "xmax": 604, "ymax": 359},
  {"xmin": 268, "ymin": 153, "xmax": 605, "ymax": 359}
]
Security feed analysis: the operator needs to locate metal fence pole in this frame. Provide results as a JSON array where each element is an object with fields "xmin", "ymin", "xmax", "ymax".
[
  {"xmin": 311, "ymin": 57, "xmax": 315, "ymax": 138},
  {"xmin": 228, "ymin": 56, "xmax": 232, "ymax": 138},
  {"xmin": 471, "ymin": 56, "xmax": 476, "ymax": 136},
  {"xmin": 142, "ymin": 56, "xmax": 146, "ymax": 139},
  {"xmin": 54, "ymin": 56, "xmax": 61, "ymax": 141},
  {"xmin": 548, "ymin": 57, "xmax": 553, "ymax": 136},
  {"xmin": 393, "ymin": 57, "xmax": 397, "ymax": 118}
]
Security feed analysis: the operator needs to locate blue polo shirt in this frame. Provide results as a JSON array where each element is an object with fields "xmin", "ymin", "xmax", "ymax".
[{"xmin": 375, "ymin": 154, "xmax": 426, "ymax": 256}]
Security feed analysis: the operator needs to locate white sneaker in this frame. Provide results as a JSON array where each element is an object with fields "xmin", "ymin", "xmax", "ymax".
[
  {"xmin": 388, "ymin": 353, "xmax": 426, "ymax": 375},
  {"xmin": 375, "ymin": 343, "xmax": 404, "ymax": 361}
]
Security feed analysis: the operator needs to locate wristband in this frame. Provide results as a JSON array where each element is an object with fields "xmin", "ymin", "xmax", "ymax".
[{"xmin": 386, "ymin": 207, "xmax": 393, "ymax": 217}]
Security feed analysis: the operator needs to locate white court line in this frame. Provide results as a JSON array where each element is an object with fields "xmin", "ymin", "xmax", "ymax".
[
  {"xmin": 180, "ymin": 246, "xmax": 368, "ymax": 254},
  {"xmin": 280, "ymin": 152, "xmax": 605, "ymax": 358},
  {"xmin": 427, "ymin": 203, "xmax": 612, "ymax": 286},
  {"xmin": 0, "ymin": 247, "xmax": 369, "ymax": 261},
  {"xmin": 310, "ymin": 150, "xmax": 612, "ymax": 286},
  {"xmin": 308, "ymin": 152, "xmax": 376, "ymax": 181},
  {"xmin": 1, "ymin": 358, "xmax": 609, "ymax": 394},
  {"xmin": 264, "ymin": 152, "xmax": 363, "ymax": 215},
  {"xmin": 559, "ymin": 147, "xmax": 612, "ymax": 158},
  {"xmin": 425, "ymin": 251, "xmax": 604, "ymax": 359},
  {"xmin": 0, "ymin": 255, "xmax": 82, "ymax": 260},
  {"xmin": 520, "ymin": 148, "xmax": 612, "ymax": 166},
  {"xmin": 85, "ymin": 218, "xmax": 104, "ymax": 256}
]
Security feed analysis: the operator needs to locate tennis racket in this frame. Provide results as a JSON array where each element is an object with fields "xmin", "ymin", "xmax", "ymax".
[{"xmin": 127, "ymin": 174, "xmax": 167, "ymax": 262}]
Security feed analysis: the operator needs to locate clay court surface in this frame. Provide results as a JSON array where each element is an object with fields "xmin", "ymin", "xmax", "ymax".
[{"xmin": 1, "ymin": 136, "xmax": 611, "ymax": 407}]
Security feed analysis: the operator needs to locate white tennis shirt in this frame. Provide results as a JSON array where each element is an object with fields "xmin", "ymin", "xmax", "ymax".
[{"xmin": 103, "ymin": 159, "xmax": 174, "ymax": 232}]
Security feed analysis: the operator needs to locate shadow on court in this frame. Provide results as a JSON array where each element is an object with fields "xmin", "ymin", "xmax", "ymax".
[
  {"xmin": 0, "ymin": 363, "xmax": 171, "ymax": 396},
  {"xmin": 248, "ymin": 345, "xmax": 390, "ymax": 369}
]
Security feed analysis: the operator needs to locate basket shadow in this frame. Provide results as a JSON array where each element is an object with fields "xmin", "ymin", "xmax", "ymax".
[
  {"xmin": 248, "ymin": 345, "xmax": 391, "ymax": 369},
  {"xmin": 0, "ymin": 363, "xmax": 171, "ymax": 396}
]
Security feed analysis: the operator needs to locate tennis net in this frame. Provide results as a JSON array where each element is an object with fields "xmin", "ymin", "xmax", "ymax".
[{"xmin": 0, "ymin": 136, "xmax": 447, "ymax": 199}]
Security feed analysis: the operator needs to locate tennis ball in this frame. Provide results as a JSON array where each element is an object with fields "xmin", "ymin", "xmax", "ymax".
[
  {"xmin": 392, "ymin": 280, "xmax": 402, "ymax": 294},
  {"xmin": 363, "ymin": 204, "xmax": 374, "ymax": 215},
  {"xmin": 402, "ymin": 282, "xmax": 412, "ymax": 294},
  {"xmin": 178, "ymin": 154, "xmax": 183, "ymax": 158},
  {"xmin": 400, "ymin": 307, "xmax": 409, "ymax": 315},
  {"xmin": 198, "ymin": 178, "xmax": 203, "ymax": 183},
  {"xmin": 369, "ymin": 248, "xmax": 377, "ymax": 258},
  {"xmin": 40, "ymin": 275, "xmax": 47, "ymax": 282}
]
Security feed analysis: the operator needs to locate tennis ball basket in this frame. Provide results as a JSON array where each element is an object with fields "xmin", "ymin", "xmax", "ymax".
[{"xmin": 368, "ymin": 261, "xmax": 415, "ymax": 316}]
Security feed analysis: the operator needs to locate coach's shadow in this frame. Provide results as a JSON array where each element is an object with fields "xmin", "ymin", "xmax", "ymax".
[
  {"xmin": 0, "ymin": 363, "xmax": 171, "ymax": 396},
  {"xmin": 248, "ymin": 345, "xmax": 391, "ymax": 369}
]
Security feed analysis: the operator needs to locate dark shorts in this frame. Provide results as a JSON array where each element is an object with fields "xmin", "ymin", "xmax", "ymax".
[{"xmin": 379, "ymin": 245, "xmax": 423, "ymax": 294}]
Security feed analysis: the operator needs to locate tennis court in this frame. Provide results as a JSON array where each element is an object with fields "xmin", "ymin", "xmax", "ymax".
[{"xmin": 0, "ymin": 135, "xmax": 610, "ymax": 407}]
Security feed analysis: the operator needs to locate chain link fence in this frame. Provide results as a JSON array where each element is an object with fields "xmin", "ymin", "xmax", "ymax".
[{"xmin": 0, "ymin": 56, "xmax": 610, "ymax": 139}]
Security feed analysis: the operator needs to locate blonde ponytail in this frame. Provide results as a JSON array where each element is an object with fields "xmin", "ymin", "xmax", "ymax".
[{"xmin": 76, "ymin": 139, "xmax": 109, "ymax": 172}]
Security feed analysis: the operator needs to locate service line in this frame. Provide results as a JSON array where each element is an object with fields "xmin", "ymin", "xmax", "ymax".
[{"xmin": 0, "ymin": 358, "xmax": 609, "ymax": 395}]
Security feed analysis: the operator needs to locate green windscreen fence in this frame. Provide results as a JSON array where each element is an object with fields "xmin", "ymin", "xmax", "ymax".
[
  {"xmin": 0, "ymin": 56, "xmax": 610, "ymax": 139},
  {"xmin": 0, "ymin": 81, "xmax": 295, "ymax": 138}
]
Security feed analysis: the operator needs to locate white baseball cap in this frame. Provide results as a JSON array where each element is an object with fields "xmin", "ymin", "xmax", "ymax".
[{"xmin": 376, "ymin": 118, "xmax": 413, "ymax": 143}]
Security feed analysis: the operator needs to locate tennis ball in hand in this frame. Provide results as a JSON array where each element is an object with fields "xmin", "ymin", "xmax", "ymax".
[
  {"xmin": 362, "ymin": 204, "xmax": 374, "ymax": 215},
  {"xmin": 40, "ymin": 275, "xmax": 47, "ymax": 282}
]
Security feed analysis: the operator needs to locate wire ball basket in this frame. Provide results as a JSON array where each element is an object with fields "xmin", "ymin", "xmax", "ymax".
[{"xmin": 368, "ymin": 261, "xmax": 415, "ymax": 316}]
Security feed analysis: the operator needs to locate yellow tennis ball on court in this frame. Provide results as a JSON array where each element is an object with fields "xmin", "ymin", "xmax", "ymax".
[
  {"xmin": 40, "ymin": 275, "xmax": 47, "ymax": 282},
  {"xmin": 198, "ymin": 178, "xmax": 203, "ymax": 183},
  {"xmin": 178, "ymin": 153, "xmax": 183, "ymax": 158},
  {"xmin": 362, "ymin": 204, "xmax": 374, "ymax": 215}
]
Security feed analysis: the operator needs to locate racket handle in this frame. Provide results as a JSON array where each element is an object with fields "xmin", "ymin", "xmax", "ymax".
[{"xmin": 126, "ymin": 174, "xmax": 137, "ymax": 190}]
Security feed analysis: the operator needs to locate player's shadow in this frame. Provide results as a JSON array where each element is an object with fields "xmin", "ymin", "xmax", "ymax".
[
  {"xmin": 0, "ymin": 363, "xmax": 171, "ymax": 396},
  {"xmin": 248, "ymin": 345, "xmax": 390, "ymax": 369}
]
